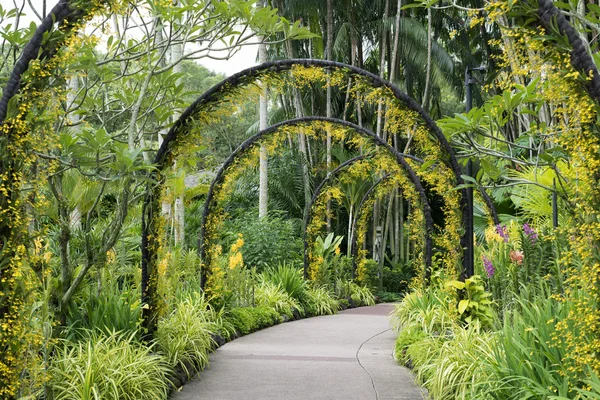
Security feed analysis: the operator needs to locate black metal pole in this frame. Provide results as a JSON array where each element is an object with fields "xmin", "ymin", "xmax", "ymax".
[
  {"xmin": 553, "ymin": 178, "xmax": 559, "ymax": 228},
  {"xmin": 464, "ymin": 68, "xmax": 475, "ymax": 279}
]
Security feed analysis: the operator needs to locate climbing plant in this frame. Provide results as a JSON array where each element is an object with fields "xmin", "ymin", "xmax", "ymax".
[
  {"xmin": 141, "ymin": 60, "xmax": 474, "ymax": 333},
  {"xmin": 0, "ymin": 1, "xmax": 123, "ymax": 395}
]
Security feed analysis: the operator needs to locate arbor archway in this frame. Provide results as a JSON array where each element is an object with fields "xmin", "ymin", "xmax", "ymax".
[
  {"xmin": 141, "ymin": 59, "xmax": 470, "ymax": 331},
  {"xmin": 198, "ymin": 117, "xmax": 434, "ymax": 285}
]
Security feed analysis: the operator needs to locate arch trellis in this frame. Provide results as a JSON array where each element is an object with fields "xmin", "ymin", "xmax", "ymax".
[
  {"xmin": 303, "ymin": 153, "xmax": 376, "ymax": 278},
  {"xmin": 351, "ymin": 174, "xmax": 391, "ymax": 278},
  {"xmin": 303, "ymin": 152, "xmax": 376, "ymax": 277},
  {"xmin": 141, "ymin": 59, "xmax": 473, "ymax": 331},
  {"xmin": 304, "ymin": 155, "xmax": 430, "ymax": 282},
  {"xmin": 200, "ymin": 117, "xmax": 434, "ymax": 284},
  {"xmin": 302, "ymin": 148, "xmax": 432, "ymax": 279}
]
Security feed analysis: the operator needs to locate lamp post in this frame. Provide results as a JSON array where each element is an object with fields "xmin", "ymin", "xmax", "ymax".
[{"xmin": 464, "ymin": 66, "xmax": 484, "ymax": 279}]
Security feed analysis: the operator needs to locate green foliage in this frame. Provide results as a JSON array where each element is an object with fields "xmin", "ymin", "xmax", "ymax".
[
  {"xmin": 486, "ymin": 293, "xmax": 575, "ymax": 399},
  {"xmin": 49, "ymin": 331, "xmax": 170, "ymax": 400},
  {"xmin": 391, "ymin": 287, "xmax": 455, "ymax": 335},
  {"xmin": 227, "ymin": 306, "xmax": 282, "ymax": 335},
  {"xmin": 376, "ymin": 291, "xmax": 403, "ymax": 303},
  {"xmin": 334, "ymin": 280, "xmax": 375, "ymax": 306},
  {"xmin": 154, "ymin": 293, "xmax": 218, "ymax": 379},
  {"xmin": 393, "ymin": 279, "xmax": 600, "ymax": 399},
  {"xmin": 350, "ymin": 283, "xmax": 375, "ymax": 306},
  {"xmin": 405, "ymin": 335, "xmax": 444, "ymax": 383},
  {"xmin": 312, "ymin": 233, "xmax": 347, "ymax": 285},
  {"xmin": 221, "ymin": 262, "xmax": 255, "ymax": 309},
  {"xmin": 262, "ymin": 262, "xmax": 307, "ymax": 304},
  {"xmin": 221, "ymin": 213, "xmax": 302, "ymax": 270},
  {"xmin": 417, "ymin": 327, "xmax": 496, "ymax": 399},
  {"xmin": 478, "ymin": 222, "xmax": 559, "ymax": 313},
  {"xmin": 255, "ymin": 280, "xmax": 302, "ymax": 318},
  {"xmin": 65, "ymin": 282, "xmax": 141, "ymax": 340},
  {"xmin": 304, "ymin": 286, "xmax": 340, "ymax": 316},
  {"xmin": 446, "ymin": 276, "xmax": 496, "ymax": 328},
  {"xmin": 394, "ymin": 325, "xmax": 427, "ymax": 365},
  {"xmin": 568, "ymin": 371, "xmax": 600, "ymax": 399},
  {"xmin": 381, "ymin": 259, "xmax": 415, "ymax": 294},
  {"xmin": 395, "ymin": 287, "xmax": 496, "ymax": 399}
]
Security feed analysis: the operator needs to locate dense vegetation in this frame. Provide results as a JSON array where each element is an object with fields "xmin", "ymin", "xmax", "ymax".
[{"xmin": 2, "ymin": 0, "xmax": 600, "ymax": 399}]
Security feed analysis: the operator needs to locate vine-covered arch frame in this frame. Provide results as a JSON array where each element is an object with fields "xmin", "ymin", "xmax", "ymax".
[
  {"xmin": 198, "ymin": 116, "xmax": 434, "ymax": 285},
  {"xmin": 141, "ymin": 59, "xmax": 470, "ymax": 331}
]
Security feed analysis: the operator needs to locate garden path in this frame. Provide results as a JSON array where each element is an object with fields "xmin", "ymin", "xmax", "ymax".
[{"xmin": 171, "ymin": 303, "xmax": 426, "ymax": 400}]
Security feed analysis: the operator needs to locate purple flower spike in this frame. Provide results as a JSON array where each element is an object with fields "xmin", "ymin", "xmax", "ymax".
[
  {"xmin": 496, "ymin": 224, "xmax": 509, "ymax": 243},
  {"xmin": 482, "ymin": 255, "xmax": 495, "ymax": 278},
  {"xmin": 523, "ymin": 223, "xmax": 538, "ymax": 244}
]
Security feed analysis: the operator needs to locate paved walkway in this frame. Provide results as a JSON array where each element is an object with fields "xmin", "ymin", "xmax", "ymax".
[{"xmin": 172, "ymin": 303, "xmax": 426, "ymax": 400}]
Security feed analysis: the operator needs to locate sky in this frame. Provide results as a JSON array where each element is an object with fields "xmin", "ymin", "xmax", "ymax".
[{"xmin": 7, "ymin": 0, "xmax": 258, "ymax": 76}]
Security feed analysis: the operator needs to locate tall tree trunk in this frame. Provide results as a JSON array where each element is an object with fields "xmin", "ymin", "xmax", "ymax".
[
  {"xmin": 380, "ymin": 193, "xmax": 395, "ymax": 289},
  {"xmin": 67, "ymin": 76, "xmax": 82, "ymax": 230},
  {"xmin": 258, "ymin": 0, "xmax": 268, "ymax": 218},
  {"xmin": 284, "ymin": 38, "xmax": 312, "ymax": 219},
  {"xmin": 376, "ymin": 0, "xmax": 389, "ymax": 140},
  {"xmin": 389, "ymin": 0, "xmax": 402, "ymax": 261},
  {"xmin": 172, "ymin": 39, "xmax": 185, "ymax": 245},
  {"xmin": 422, "ymin": 7, "xmax": 432, "ymax": 110},
  {"xmin": 326, "ymin": 0, "xmax": 333, "ymax": 231},
  {"xmin": 373, "ymin": 0, "xmax": 389, "ymax": 257},
  {"xmin": 350, "ymin": 12, "xmax": 363, "ymax": 129}
]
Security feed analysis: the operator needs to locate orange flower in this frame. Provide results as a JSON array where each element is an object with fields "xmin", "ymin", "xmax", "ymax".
[{"xmin": 510, "ymin": 250, "xmax": 524, "ymax": 265}]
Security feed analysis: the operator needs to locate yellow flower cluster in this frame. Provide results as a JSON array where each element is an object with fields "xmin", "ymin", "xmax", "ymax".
[
  {"xmin": 484, "ymin": 3, "xmax": 600, "ymax": 380},
  {"xmin": 228, "ymin": 235, "xmax": 244, "ymax": 270}
]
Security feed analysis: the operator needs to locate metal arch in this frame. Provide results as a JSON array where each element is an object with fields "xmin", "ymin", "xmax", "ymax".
[
  {"xmin": 302, "ymin": 153, "xmax": 376, "ymax": 279},
  {"xmin": 152, "ymin": 59, "xmax": 462, "ymax": 179},
  {"xmin": 143, "ymin": 59, "xmax": 468, "ymax": 280},
  {"xmin": 349, "ymin": 175, "xmax": 392, "ymax": 278},
  {"xmin": 142, "ymin": 59, "xmax": 466, "ymax": 329},
  {"xmin": 349, "ymin": 173, "xmax": 431, "ymax": 282},
  {"xmin": 197, "ymin": 116, "xmax": 435, "ymax": 287},
  {"xmin": 302, "ymin": 151, "xmax": 427, "ymax": 279}
]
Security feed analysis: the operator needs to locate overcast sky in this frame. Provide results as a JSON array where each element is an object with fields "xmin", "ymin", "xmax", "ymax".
[{"xmin": 8, "ymin": 0, "xmax": 258, "ymax": 76}]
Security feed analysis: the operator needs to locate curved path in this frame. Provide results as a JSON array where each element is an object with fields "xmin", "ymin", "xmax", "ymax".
[{"xmin": 172, "ymin": 303, "xmax": 426, "ymax": 400}]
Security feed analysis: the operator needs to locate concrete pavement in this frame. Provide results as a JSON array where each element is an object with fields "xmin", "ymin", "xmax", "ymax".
[{"xmin": 171, "ymin": 303, "xmax": 426, "ymax": 400}]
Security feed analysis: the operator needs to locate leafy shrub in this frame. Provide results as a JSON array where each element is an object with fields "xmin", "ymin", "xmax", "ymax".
[
  {"xmin": 262, "ymin": 262, "xmax": 307, "ymax": 303},
  {"xmin": 304, "ymin": 286, "xmax": 339, "ymax": 316},
  {"xmin": 334, "ymin": 280, "xmax": 375, "ymax": 306},
  {"xmin": 364, "ymin": 259, "xmax": 415, "ymax": 294},
  {"xmin": 391, "ymin": 287, "xmax": 455, "ymax": 335},
  {"xmin": 66, "ymin": 282, "xmax": 140, "ymax": 340},
  {"xmin": 158, "ymin": 247, "xmax": 202, "ymax": 307},
  {"xmin": 382, "ymin": 260, "xmax": 416, "ymax": 293},
  {"xmin": 227, "ymin": 306, "xmax": 282, "ymax": 335},
  {"xmin": 350, "ymin": 283, "xmax": 375, "ymax": 306},
  {"xmin": 338, "ymin": 298, "xmax": 350, "ymax": 309},
  {"xmin": 376, "ymin": 291, "xmax": 403, "ymax": 303},
  {"xmin": 486, "ymin": 293, "xmax": 575, "ymax": 399},
  {"xmin": 49, "ymin": 331, "xmax": 170, "ymax": 400},
  {"xmin": 155, "ymin": 293, "xmax": 218, "ymax": 378},
  {"xmin": 221, "ymin": 260, "xmax": 255, "ymax": 308},
  {"xmin": 312, "ymin": 233, "xmax": 347, "ymax": 285},
  {"xmin": 221, "ymin": 213, "xmax": 302, "ymax": 270},
  {"xmin": 255, "ymin": 280, "xmax": 302, "ymax": 317},
  {"xmin": 446, "ymin": 275, "xmax": 496, "ymax": 328},
  {"xmin": 394, "ymin": 325, "xmax": 427, "ymax": 365},
  {"xmin": 406, "ymin": 335, "xmax": 444, "ymax": 383},
  {"xmin": 419, "ymin": 326, "xmax": 496, "ymax": 399}
]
